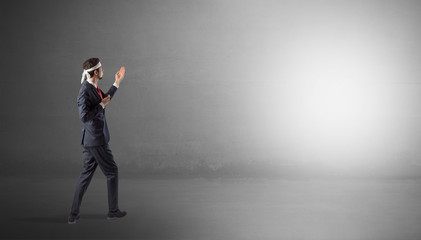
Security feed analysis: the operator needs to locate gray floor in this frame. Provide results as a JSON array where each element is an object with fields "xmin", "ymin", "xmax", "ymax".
[{"xmin": 1, "ymin": 175, "xmax": 421, "ymax": 240}]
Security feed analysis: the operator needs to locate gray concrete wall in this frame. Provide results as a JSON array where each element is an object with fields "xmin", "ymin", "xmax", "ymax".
[{"xmin": 2, "ymin": 0, "xmax": 421, "ymax": 177}]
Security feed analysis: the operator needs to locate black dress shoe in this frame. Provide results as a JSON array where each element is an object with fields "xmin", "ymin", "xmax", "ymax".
[
  {"xmin": 107, "ymin": 210, "xmax": 127, "ymax": 220},
  {"xmin": 68, "ymin": 214, "xmax": 80, "ymax": 224}
]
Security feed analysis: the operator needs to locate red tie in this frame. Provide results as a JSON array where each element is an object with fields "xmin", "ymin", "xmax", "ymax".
[{"xmin": 97, "ymin": 86, "xmax": 103, "ymax": 99}]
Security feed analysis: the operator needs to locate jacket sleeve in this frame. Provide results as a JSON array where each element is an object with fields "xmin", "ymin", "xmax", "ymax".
[
  {"xmin": 78, "ymin": 92, "xmax": 103, "ymax": 123},
  {"xmin": 102, "ymin": 85, "xmax": 118, "ymax": 99}
]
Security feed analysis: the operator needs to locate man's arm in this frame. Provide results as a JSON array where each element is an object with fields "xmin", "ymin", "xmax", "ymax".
[
  {"xmin": 102, "ymin": 66, "xmax": 125, "ymax": 100},
  {"xmin": 78, "ymin": 92, "xmax": 111, "ymax": 122},
  {"xmin": 103, "ymin": 85, "xmax": 118, "ymax": 100},
  {"xmin": 78, "ymin": 93, "xmax": 102, "ymax": 123}
]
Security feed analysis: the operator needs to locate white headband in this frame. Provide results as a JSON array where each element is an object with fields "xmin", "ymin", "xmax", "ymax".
[{"xmin": 81, "ymin": 62, "xmax": 102, "ymax": 84}]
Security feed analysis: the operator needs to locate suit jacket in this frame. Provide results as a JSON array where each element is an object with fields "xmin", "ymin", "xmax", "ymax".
[{"xmin": 77, "ymin": 81, "xmax": 118, "ymax": 147}]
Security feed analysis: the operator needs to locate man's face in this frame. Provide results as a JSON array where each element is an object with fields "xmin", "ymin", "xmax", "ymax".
[{"xmin": 98, "ymin": 67, "xmax": 104, "ymax": 80}]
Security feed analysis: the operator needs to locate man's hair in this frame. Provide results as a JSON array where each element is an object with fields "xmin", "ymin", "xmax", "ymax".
[{"xmin": 83, "ymin": 58, "xmax": 100, "ymax": 78}]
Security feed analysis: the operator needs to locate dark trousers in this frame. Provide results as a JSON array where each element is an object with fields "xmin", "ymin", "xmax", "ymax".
[{"xmin": 70, "ymin": 144, "xmax": 119, "ymax": 215}]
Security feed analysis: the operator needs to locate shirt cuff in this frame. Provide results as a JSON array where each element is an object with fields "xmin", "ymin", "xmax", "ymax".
[
  {"xmin": 100, "ymin": 102, "xmax": 106, "ymax": 109},
  {"xmin": 113, "ymin": 82, "xmax": 119, "ymax": 88}
]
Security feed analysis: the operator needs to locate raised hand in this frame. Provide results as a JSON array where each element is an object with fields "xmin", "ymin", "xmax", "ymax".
[{"xmin": 115, "ymin": 66, "xmax": 126, "ymax": 85}]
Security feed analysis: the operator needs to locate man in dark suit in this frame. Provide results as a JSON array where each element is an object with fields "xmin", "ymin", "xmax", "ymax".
[{"xmin": 68, "ymin": 58, "xmax": 127, "ymax": 224}]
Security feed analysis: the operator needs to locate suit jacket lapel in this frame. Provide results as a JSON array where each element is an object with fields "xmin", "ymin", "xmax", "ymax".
[{"xmin": 85, "ymin": 81, "xmax": 102, "ymax": 102}]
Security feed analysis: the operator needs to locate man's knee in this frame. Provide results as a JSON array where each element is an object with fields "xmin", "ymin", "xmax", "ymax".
[{"xmin": 106, "ymin": 166, "xmax": 118, "ymax": 178}]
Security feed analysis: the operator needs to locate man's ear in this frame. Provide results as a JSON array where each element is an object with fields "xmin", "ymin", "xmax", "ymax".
[{"xmin": 94, "ymin": 69, "xmax": 98, "ymax": 75}]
